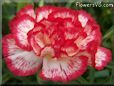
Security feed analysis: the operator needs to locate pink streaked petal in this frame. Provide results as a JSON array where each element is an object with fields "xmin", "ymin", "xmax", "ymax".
[
  {"xmin": 48, "ymin": 7, "xmax": 78, "ymax": 22},
  {"xmin": 84, "ymin": 21, "xmax": 101, "ymax": 39},
  {"xmin": 39, "ymin": 56, "xmax": 88, "ymax": 82},
  {"xmin": 78, "ymin": 14, "xmax": 88, "ymax": 27},
  {"xmin": 78, "ymin": 10, "xmax": 96, "ymax": 27},
  {"xmin": 39, "ymin": 19, "xmax": 52, "ymax": 30},
  {"xmin": 76, "ymin": 29, "xmax": 101, "ymax": 50},
  {"xmin": 29, "ymin": 35, "xmax": 41, "ymax": 56},
  {"xmin": 95, "ymin": 47, "xmax": 112, "ymax": 70},
  {"xmin": 77, "ymin": 11, "xmax": 102, "ymax": 46},
  {"xmin": 40, "ymin": 46, "xmax": 55, "ymax": 58},
  {"xmin": 87, "ymin": 41, "xmax": 98, "ymax": 66},
  {"xmin": 2, "ymin": 34, "xmax": 42, "ymax": 76},
  {"xmin": 77, "ymin": 11, "xmax": 102, "ymax": 50},
  {"xmin": 34, "ymin": 32, "xmax": 45, "ymax": 48},
  {"xmin": 34, "ymin": 31, "xmax": 51, "ymax": 48},
  {"xmin": 61, "ymin": 40, "xmax": 78, "ymax": 57},
  {"xmin": 36, "ymin": 6, "xmax": 58, "ymax": 22},
  {"xmin": 10, "ymin": 15, "xmax": 35, "ymax": 50},
  {"xmin": 16, "ymin": 4, "xmax": 35, "ymax": 19},
  {"xmin": 27, "ymin": 24, "xmax": 46, "ymax": 56}
]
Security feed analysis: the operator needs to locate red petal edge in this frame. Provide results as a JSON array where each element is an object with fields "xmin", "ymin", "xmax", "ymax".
[
  {"xmin": 95, "ymin": 47, "xmax": 112, "ymax": 70},
  {"xmin": 16, "ymin": 4, "xmax": 35, "ymax": 19},
  {"xmin": 48, "ymin": 7, "xmax": 78, "ymax": 22},
  {"xmin": 39, "ymin": 56, "xmax": 88, "ymax": 82},
  {"xmin": 36, "ymin": 5, "xmax": 58, "ymax": 22},
  {"xmin": 9, "ymin": 14, "xmax": 35, "ymax": 51},
  {"xmin": 2, "ymin": 34, "xmax": 42, "ymax": 76}
]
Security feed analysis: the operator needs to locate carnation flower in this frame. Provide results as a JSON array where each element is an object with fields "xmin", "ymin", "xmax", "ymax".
[{"xmin": 2, "ymin": 5, "xmax": 112, "ymax": 82}]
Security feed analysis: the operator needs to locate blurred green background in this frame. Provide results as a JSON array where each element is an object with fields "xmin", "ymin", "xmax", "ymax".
[{"xmin": 2, "ymin": 0, "xmax": 114, "ymax": 85}]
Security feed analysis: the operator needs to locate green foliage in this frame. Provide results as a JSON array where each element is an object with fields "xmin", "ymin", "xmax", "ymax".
[{"xmin": 2, "ymin": 0, "xmax": 114, "ymax": 85}]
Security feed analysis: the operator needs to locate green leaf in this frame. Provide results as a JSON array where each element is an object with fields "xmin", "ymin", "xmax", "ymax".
[
  {"xmin": 2, "ymin": 74, "xmax": 11, "ymax": 84},
  {"xmin": 76, "ymin": 76, "xmax": 89, "ymax": 84},
  {"xmin": 110, "ymin": 32, "xmax": 114, "ymax": 84},
  {"xmin": 103, "ymin": 25, "xmax": 114, "ymax": 40},
  {"xmin": 65, "ymin": 0, "xmax": 75, "ymax": 7},
  {"xmin": 16, "ymin": 2, "xmax": 34, "ymax": 12},
  {"xmin": 88, "ymin": 66, "xmax": 95, "ymax": 83},
  {"xmin": 2, "ymin": 3, "xmax": 16, "ymax": 20},
  {"xmin": 38, "ymin": 0, "xmax": 44, "ymax": 7},
  {"xmin": 94, "ymin": 69, "xmax": 110, "ymax": 78},
  {"xmin": 106, "ymin": 64, "xmax": 114, "ymax": 69}
]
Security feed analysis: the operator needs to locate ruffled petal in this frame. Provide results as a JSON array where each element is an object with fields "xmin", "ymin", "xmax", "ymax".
[
  {"xmin": 95, "ymin": 47, "xmax": 112, "ymax": 70},
  {"xmin": 77, "ymin": 29, "xmax": 101, "ymax": 50},
  {"xmin": 28, "ymin": 34, "xmax": 42, "ymax": 56},
  {"xmin": 16, "ymin": 4, "xmax": 35, "ymax": 19},
  {"xmin": 78, "ymin": 10, "xmax": 96, "ymax": 28},
  {"xmin": 2, "ymin": 34, "xmax": 42, "ymax": 76},
  {"xmin": 40, "ymin": 46, "xmax": 55, "ymax": 58},
  {"xmin": 10, "ymin": 15, "xmax": 35, "ymax": 50},
  {"xmin": 78, "ymin": 14, "xmax": 88, "ymax": 27},
  {"xmin": 48, "ymin": 7, "xmax": 78, "ymax": 22},
  {"xmin": 27, "ymin": 23, "xmax": 52, "ymax": 56},
  {"xmin": 36, "ymin": 6, "xmax": 58, "ymax": 22},
  {"xmin": 39, "ymin": 56, "xmax": 88, "ymax": 82},
  {"xmin": 78, "ymin": 10, "xmax": 102, "ymax": 46}
]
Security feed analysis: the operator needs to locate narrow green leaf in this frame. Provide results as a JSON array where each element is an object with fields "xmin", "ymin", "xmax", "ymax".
[
  {"xmin": 103, "ymin": 25, "xmax": 114, "ymax": 40},
  {"xmin": 76, "ymin": 76, "xmax": 89, "ymax": 84},
  {"xmin": 2, "ymin": 74, "xmax": 11, "ymax": 84},
  {"xmin": 106, "ymin": 64, "xmax": 114, "ymax": 69}
]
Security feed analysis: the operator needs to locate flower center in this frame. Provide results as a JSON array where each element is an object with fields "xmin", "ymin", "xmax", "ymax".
[
  {"xmin": 52, "ymin": 30, "xmax": 65, "ymax": 58},
  {"xmin": 33, "ymin": 19, "xmax": 83, "ymax": 59}
]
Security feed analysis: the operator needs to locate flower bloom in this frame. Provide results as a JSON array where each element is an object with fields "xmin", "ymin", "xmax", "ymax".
[{"xmin": 2, "ymin": 5, "xmax": 112, "ymax": 82}]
